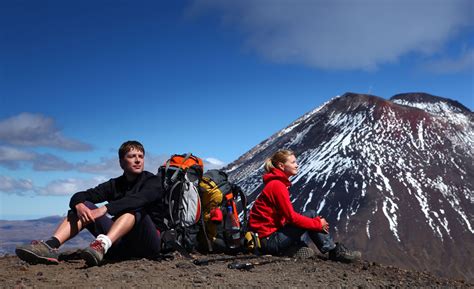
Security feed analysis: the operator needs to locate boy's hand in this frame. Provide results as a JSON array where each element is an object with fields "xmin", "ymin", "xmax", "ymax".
[
  {"xmin": 75, "ymin": 203, "xmax": 94, "ymax": 224},
  {"xmin": 76, "ymin": 203, "xmax": 107, "ymax": 224}
]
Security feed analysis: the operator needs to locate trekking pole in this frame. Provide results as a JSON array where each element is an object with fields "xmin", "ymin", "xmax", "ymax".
[
  {"xmin": 193, "ymin": 254, "xmax": 267, "ymax": 266},
  {"xmin": 228, "ymin": 257, "xmax": 292, "ymax": 270}
]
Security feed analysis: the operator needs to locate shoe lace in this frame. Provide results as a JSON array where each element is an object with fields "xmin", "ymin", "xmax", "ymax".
[{"xmin": 89, "ymin": 240, "xmax": 105, "ymax": 253}]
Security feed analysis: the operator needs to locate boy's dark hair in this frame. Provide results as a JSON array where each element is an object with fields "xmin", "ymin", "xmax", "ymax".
[{"xmin": 118, "ymin": 141, "xmax": 145, "ymax": 159}]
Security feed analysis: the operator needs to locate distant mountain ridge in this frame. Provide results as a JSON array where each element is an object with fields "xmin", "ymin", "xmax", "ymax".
[
  {"xmin": 0, "ymin": 216, "xmax": 92, "ymax": 256},
  {"xmin": 226, "ymin": 92, "xmax": 473, "ymax": 281}
]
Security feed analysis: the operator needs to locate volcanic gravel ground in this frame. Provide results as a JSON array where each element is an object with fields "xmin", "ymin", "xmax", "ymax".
[{"xmin": 0, "ymin": 252, "xmax": 471, "ymax": 288}]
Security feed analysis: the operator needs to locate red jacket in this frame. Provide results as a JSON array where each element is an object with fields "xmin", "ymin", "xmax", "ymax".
[{"xmin": 248, "ymin": 168, "xmax": 323, "ymax": 238}]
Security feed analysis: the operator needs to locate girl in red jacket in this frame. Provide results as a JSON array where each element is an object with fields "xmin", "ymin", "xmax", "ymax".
[{"xmin": 248, "ymin": 149, "xmax": 361, "ymax": 262}]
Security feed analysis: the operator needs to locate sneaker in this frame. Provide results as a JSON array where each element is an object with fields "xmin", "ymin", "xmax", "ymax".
[
  {"xmin": 15, "ymin": 240, "xmax": 59, "ymax": 265},
  {"xmin": 328, "ymin": 242, "xmax": 361, "ymax": 263},
  {"xmin": 80, "ymin": 240, "xmax": 105, "ymax": 267}
]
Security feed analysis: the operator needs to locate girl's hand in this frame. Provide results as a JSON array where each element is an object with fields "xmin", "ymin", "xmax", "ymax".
[{"xmin": 320, "ymin": 218, "xmax": 330, "ymax": 233}]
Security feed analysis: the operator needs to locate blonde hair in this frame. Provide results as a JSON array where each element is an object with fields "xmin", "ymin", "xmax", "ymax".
[{"xmin": 264, "ymin": 149, "xmax": 295, "ymax": 173}]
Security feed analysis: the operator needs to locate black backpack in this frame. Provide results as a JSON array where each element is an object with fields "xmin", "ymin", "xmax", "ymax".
[{"xmin": 197, "ymin": 169, "xmax": 248, "ymax": 253}]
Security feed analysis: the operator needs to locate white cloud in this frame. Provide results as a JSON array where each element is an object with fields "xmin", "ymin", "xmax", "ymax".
[
  {"xmin": 0, "ymin": 145, "xmax": 76, "ymax": 171},
  {"xmin": 0, "ymin": 175, "xmax": 108, "ymax": 196},
  {"xmin": 36, "ymin": 177, "xmax": 108, "ymax": 196},
  {"xmin": 204, "ymin": 157, "xmax": 226, "ymax": 170},
  {"xmin": 0, "ymin": 175, "xmax": 34, "ymax": 195},
  {"xmin": 0, "ymin": 175, "xmax": 107, "ymax": 197},
  {"xmin": 76, "ymin": 157, "xmax": 122, "ymax": 177},
  {"xmin": 423, "ymin": 48, "xmax": 474, "ymax": 74},
  {"xmin": 205, "ymin": 157, "xmax": 225, "ymax": 166},
  {"xmin": 0, "ymin": 145, "xmax": 36, "ymax": 169},
  {"xmin": 189, "ymin": 0, "xmax": 473, "ymax": 70},
  {"xmin": 0, "ymin": 113, "xmax": 92, "ymax": 151},
  {"xmin": 32, "ymin": 153, "xmax": 75, "ymax": 171},
  {"xmin": 0, "ymin": 146, "xmax": 35, "ymax": 161}
]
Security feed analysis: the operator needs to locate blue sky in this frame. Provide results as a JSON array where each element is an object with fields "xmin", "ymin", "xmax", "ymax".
[{"xmin": 1, "ymin": 0, "xmax": 473, "ymax": 220}]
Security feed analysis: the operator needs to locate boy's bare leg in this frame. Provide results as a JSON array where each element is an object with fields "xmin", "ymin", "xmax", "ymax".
[
  {"xmin": 106, "ymin": 212, "xmax": 136, "ymax": 243},
  {"xmin": 52, "ymin": 215, "xmax": 84, "ymax": 245},
  {"xmin": 81, "ymin": 212, "xmax": 136, "ymax": 267}
]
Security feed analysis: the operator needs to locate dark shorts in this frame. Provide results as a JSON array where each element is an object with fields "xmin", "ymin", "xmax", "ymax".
[{"xmin": 69, "ymin": 201, "xmax": 161, "ymax": 259}]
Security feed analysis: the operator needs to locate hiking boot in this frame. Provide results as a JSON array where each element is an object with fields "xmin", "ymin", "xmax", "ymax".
[
  {"xmin": 15, "ymin": 240, "xmax": 59, "ymax": 265},
  {"xmin": 80, "ymin": 240, "xmax": 105, "ymax": 267},
  {"xmin": 58, "ymin": 249, "xmax": 83, "ymax": 261},
  {"xmin": 328, "ymin": 243, "xmax": 361, "ymax": 263},
  {"xmin": 293, "ymin": 246, "xmax": 315, "ymax": 259},
  {"xmin": 286, "ymin": 245, "xmax": 315, "ymax": 259}
]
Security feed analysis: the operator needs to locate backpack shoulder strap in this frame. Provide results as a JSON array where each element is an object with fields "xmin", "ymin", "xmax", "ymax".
[
  {"xmin": 168, "ymin": 180, "xmax": 184, "ymax": 226},
  {"xmin": 233, "ymin": 184, "xmax": 248, "ymax": 231}
]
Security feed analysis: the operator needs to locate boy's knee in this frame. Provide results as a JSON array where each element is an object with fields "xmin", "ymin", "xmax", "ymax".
[
  {"xmin": 83, "ymin": 201, "xmax": 97, "ymax": 210},
  {"xmin": 117, "ymin": 212, "xmax": 137, "ymax": 223}
]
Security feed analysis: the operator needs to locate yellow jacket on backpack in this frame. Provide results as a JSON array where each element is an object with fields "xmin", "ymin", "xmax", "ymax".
[{"xmin": 199, "ymin": 176, "xmax": 225, "ymax": 242}]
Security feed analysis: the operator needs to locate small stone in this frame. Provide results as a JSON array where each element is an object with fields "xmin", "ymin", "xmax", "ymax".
[
  {"xmin": 122, "ymin": 271, "xmax": 134, "ymax": 278},
  {"xmin": 175, "ymin": 262, "xmax": 194, "ymax": 269}
]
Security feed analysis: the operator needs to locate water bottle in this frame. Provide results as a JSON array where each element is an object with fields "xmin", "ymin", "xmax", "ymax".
[{"xmin": 225, "ymin": 205, "xmax": 241, "ymax": 249}]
